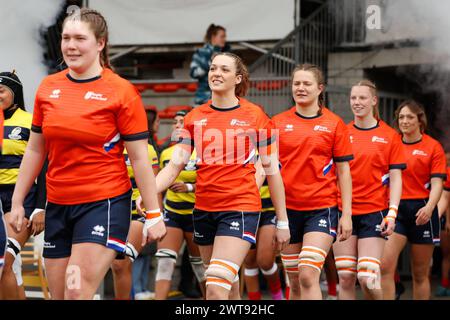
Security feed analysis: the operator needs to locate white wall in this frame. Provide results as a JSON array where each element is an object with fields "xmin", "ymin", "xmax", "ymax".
[
  {"xmin": 89, "ymin": 0, "xmax": 295, "ymax": 45},
  {"xmin": 0, "ymin": 0, "xmax": 64, "ymax": 111}
]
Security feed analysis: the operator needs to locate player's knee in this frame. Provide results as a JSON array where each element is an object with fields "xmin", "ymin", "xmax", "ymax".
[
  {"xmin": 155, "ymin": 249, "xmax": 177, "ymax": 281},
  {"xmin": 335, "ymin": 255, "xmax": 357, "ymax": 288},
  {"xmin": 205, "ymin": 258, "xmax": 239, "ymax": 291},
  {"xmin": 357, "ymin": 257, "xmax": 381, "ymax": 290}
]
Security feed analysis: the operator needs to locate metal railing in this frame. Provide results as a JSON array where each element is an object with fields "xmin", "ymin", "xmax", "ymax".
[
  {"xmin": 330, "ymin": 0, "xmax": 367, "ymax": 46},
  {"xmin": 249, "ymin": 1, "xmax": 334, "ymax": 74}
]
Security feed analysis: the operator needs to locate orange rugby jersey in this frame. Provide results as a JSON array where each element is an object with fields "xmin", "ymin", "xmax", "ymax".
[
  {"xmin": 273, "ymin": 107, "xmax": 353, "ymax": 211},
  {"xmin": 445, "ymin": 167, "xmax": 450, "ymax": 191},
  {"xmin": 32, "ymin": 68, "xmax": 149, "ymax": 205},
  {"xmin": 401, "ymin": 134, "xmax": 446, "ymax": 199},
  {"xmin": 179, "ymin": 98, "xmax": 274, "ymax": 212},
  {"xmin": 338, "ymin": 121, "xmax": 406, "ymax": 215}
]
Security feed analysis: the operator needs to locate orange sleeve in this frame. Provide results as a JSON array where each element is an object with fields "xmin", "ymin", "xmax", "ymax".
[
  {"xmin": 31, "ymin": 82, "xmax": 44, "ymax": 133},
  {"xmin": 389, "ymin": 134, "xmax": 407, "ymax": 170},
  {"xmin": 430, "ymin": 141, "xmax": 447, "ymax": 179},
  {"xmin": 256, "ymin": 110, "xmax": 275, "ymax": 157},
  {"xmin": 333, "ymin": 118, "xmax": 353, "ymax": 162},
  {"xmin": 117, "ymin": 86, "xmax": 149, "ymax": 141}
]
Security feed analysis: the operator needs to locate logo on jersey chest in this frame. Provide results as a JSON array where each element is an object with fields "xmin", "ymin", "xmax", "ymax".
[
  {"xmin": 313, "ymin": 125, "xmax": 331, "ymax": 133},
  {"xmin": 230, "ymin": 119, "xmax": 250, "ymax": 127},
  {"xmin": 285, "ymin": 124, "xmax": 294, "ymax": 132},
  {"xmin": 8, "ymin": 127, "xmax": 22, "ymax": 140},
  {"xmin": 372, "ymin": 136, "xmax": 388, "ymax": 144},
  {"xmin": 195, "ymin": 118, "xmax": 208, "ymax": 126},
  {"xmin": 49, "ymin": 89, "xmax": 61, "ymax": 99},
  {"xmin": 84, "ymin": 91, "xmax": 107, "ymax": 101},
  {"xmin": 412, "ymin": 149, "xmax": 428, "ymax": 157}
]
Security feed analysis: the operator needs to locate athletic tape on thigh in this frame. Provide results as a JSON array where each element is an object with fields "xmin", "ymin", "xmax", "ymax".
[
  {"xmin": 335, "ymin": 255, "xmax": 357, "ymax": 275},
  {"xmin": 298, "ymin": 246, "xmax": 327, "ymax": 272},
  {"xmin": 281, "ymin": 253, "xmax": 299, "ymax": 273},
  {"xmin": 205, "ymin": 258, "xmax": 239, "ymax": 291}
]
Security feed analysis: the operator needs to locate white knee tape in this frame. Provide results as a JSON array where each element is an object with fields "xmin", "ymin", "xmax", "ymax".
[
  {"xmin": 155, "ymin": 249, "xmax": 178, "ymax": 281},
  {"xmin": 125, "ymin": 242, "xmax": 139, "ymax": 262},
  {"xmin": 261, "ymin": 262, "xmax": 278, "ymax": 276},
  {"xmin": 12, "ymin": 253, "xmax": 23, "ymax": 286},
  {"xmin": 244, "ymin": 267, "xmax": 259, "ymax": 277},
  {"xmin": 281, "ymin": 253, "xmax": 299, "ymax": 273},
  {"xmin": 189, "ymin": 255, "xmax": 206, "ymax": 282},
  {"xmin": 7, "ymin": 238, "xmax": 21, "ymax": 259},
  {"xmin": 298, "ymin": 246, "xmax": 327, "ymax": 272},
  {"xmin": 335, "ymin": 255, "xmax": 357, "ymax": 275},
  {"xmin": 205, "ymin": 258, "xmax": 239, "ymax": 291},
  {"xmin": 357, "ymin": 257, "xmax": 380, "ymax": 280}
]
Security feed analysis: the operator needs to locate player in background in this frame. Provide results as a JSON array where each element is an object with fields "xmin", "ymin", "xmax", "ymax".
[
  {"xmin": 333, "ymin": 80, "xmax": 405, "ymax": 300},
  {"xmin": 0, "ymin": 71, "xmax": 47, "ymax": 300},
  {"xmin": 381, "ymin": 100, "xmax": 446, "ymax": 300},
  {"xmin": 152, "ymin": 110, "xmax": 205, "ymax": 300},
  {"xmin": 435, "ymin": 151, "xmax": 450, "ymax": 296},
  {"xmin": 273, "ymin": 64, "xmax": 353, "ymax": 300}
]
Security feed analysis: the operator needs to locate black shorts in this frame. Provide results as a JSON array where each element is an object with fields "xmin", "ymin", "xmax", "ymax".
[
  {"xmin": 287, "ymin": 207, "xmax": 338, "ymax": 244},
  {"xmin": 131, "ymin": 213, "xmax": 145, "ymax": 223},
  {"xmin": 0, "ymin": 184, "xmax": 38, "ymax": 220},
  {"xmin": 192, "ymin": 209, "xmax": 260, "ymax": 246},
  {"xmin": 341, "ymin": 209, "xmax": 387, "ymax": 239},
  {"xmin": 163, "ymin": 209, "xmax": 194, "ymax": 233},
  {"xmin": 43, "ymin": 189, "xmax": 132, "ymax": 258},
  {"xmin": 250, "ymin": 210, "xmax": 276, "ymax": 249},
  {"xmin": 394, "ymin": 199, "xmax": 440, "ymax": 245}
]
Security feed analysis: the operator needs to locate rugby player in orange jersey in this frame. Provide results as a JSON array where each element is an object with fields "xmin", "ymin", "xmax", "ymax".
[
  {"xmin": 333, "ymin": 80, "xmax": 405, "ymax": 300},
  {"xmin": 435, "ymin": 154, "xmax": 450, "ymax": 296},
  {"xmin": 139, "ymin": 52, "xmax": 290, "ymax": 300},
  {"xmin": 273, "ymin": 64, "xmax": 353, "ymax": 300},
  {"xmin": 9, "ymin": 8, "xmax": 165, "ymax": 300},
  {"xmin": 381, "ymin": 100, "xmax": 446, "ymax": 300}
]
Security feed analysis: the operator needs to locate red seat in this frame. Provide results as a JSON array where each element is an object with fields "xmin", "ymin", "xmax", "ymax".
[
  {"xmin": 152, "ymin": 84, "xmax": 182, "ymax": 93},
  {"xmin": 184, "ymin": 83, "xmax": 198, "ymax": 92}
]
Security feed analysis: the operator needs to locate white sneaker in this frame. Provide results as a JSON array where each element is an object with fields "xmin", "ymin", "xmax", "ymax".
[{"xmin": 134, "ymin": 291, "xmax": 154, "ymax": 300}]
